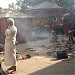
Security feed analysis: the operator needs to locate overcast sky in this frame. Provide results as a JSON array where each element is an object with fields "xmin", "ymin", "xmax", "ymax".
[{"xmin": 0, "ymin": 0, "xmax": 17, "ymax": 8}]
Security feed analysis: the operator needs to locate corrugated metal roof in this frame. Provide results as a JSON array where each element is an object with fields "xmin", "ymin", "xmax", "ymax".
[
  {"xmin": 0, "ymin": 10, "xmax": 34, "ymax": 18},
  {"xmin": 27, "ymin": 1, "xmax": 62, "ymax": 10},
  {"xmin": 0, "ymin": 12, "xmax": 7, "ymax": 18}
]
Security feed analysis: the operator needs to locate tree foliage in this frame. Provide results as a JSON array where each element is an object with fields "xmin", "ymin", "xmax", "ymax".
[
  {"xmin": 16, "ymin": 0, "xmax": 74, "ymax": 13},
  {"xmin": 55, "ymin": 0, "xmax": 74, "ymax": 9},
  {"xmin": 16, "ymin": 0, "xmax": 53, "ymax": 12}
]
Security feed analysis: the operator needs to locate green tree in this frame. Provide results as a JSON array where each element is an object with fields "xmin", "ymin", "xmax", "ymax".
[
  {"xmin": 16, "ymin": 0, "xmax": 53, "ymax": 12},
  {"xmin": 55, "ymin": 0, "xmax": 74, "ymax": 9},
  {"xmin": 16, "ymin": 0, "xmax": 74, "ymax": 13}
]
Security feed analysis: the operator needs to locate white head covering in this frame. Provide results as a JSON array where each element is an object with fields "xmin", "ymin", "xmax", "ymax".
[{"xmin": 7, "ymin": 18, "xmax": 14, "ymax": 25}]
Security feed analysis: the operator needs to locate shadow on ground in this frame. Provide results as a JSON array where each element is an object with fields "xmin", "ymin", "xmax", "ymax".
[{"xmin": 29, "ymin": 58, "xmax": 75, "ymax": 75}]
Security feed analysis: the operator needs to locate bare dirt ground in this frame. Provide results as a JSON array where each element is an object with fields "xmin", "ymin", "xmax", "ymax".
[
  {"xmin": 1, "ymin": 50, "xmax": 75, "ymax": 75},
  {"xmin": 1, "ymin": 35, "xmax": 75, "ymax": 75}
]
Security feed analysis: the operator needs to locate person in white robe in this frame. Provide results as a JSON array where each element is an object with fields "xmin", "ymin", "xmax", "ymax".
[{"xmin": 4, "ymin": 18, "xmax": 17, "ymax": 72}]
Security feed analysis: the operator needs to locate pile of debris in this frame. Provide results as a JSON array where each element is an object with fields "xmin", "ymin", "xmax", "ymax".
[{"xmin": 16, "ymin": 53, "xmax": 31, "ymax": 60}]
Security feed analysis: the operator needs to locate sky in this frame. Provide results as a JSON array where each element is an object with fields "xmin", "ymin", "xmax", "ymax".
[
  {"xmin": 0, "ymin": 0, "xmax": 17, "ymax": 8},
  {"xmin": 0, "ymin": 0, "xmax": 75, "ymax": 8}
]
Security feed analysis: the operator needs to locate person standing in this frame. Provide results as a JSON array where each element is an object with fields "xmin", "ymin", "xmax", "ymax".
[
  {"xmin": 4, "ymin": 18, "xmax": 17, "ymax": 72},
  {"xmin": 64, "ymin": 19, "xmax": 70, "ymax": 36}
]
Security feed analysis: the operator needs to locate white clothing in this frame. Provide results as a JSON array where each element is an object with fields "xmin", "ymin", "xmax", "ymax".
[{"xmin": 5, "ymin": 25, "xmax": 17, "ymax": 66}]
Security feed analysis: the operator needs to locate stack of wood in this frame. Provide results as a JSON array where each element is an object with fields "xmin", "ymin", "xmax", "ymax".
[{"xmin": 0, "ymin": 62, "xmax": 6, "ymax": 75}]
